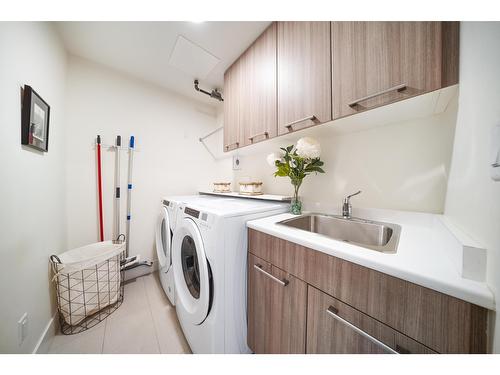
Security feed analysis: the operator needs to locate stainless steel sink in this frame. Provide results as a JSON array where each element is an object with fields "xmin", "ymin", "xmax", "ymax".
[{"xmin": 277, "ymin": 214, "xmax": 401, "ymax": 253}]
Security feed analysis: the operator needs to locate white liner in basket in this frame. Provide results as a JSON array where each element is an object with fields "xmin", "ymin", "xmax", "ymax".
[{"xmin": 51, "ymin": 241, "xmax": 126, "ymax": 326}]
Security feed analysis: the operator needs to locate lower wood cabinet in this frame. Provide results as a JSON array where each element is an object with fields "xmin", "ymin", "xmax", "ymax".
[
  {"xmin": 247, "ymin": 253, "xmax": 307, "ymax": 353},
  {"xmin": 307, "ymin": 286, "xmax": 435, "ymax": 354},
  {"xmin": 247, "ymin": 229, "xmax": 488, "ymax": 354}
]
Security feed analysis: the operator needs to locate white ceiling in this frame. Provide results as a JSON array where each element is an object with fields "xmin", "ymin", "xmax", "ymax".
[{"xmin": 55, "ymin": 21, "xmax": 271, "ymax": 106}]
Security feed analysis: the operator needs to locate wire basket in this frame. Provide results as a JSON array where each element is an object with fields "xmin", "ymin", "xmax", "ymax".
[{"xmin": 50, "ymin": 241, "xmax": 126, "ymax": 335}]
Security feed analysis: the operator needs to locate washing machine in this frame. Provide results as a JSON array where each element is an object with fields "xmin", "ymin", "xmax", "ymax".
[
  {"xmin": 155, "ymin": 198, "xmax": 179, "ymax": 305},
  {"xmin": 155, "ymin": 195, "xmax": 227, "ymax": 305},
  {"xmin": 171, "ymin": 197, "xmax": 288, "ymax": 353}
]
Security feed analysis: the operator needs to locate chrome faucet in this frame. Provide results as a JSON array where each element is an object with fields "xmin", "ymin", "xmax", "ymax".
[{"xmin": 342, "ymin": 190, "xmax": 362, "ymax": 219}]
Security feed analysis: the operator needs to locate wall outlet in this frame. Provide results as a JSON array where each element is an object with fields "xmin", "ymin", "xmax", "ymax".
[
  {"xmin": 232, "ymin": 155, "xmax": 241, "ymax": 170},
  {"xmin": 18, "ymin": 312, "xmax": 28, "ymax": 346}
]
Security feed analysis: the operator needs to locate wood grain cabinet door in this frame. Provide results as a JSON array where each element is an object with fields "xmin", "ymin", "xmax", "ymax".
[
  {"xmin": 277, "ymin": 21, "xmax": 332, "ymax": 135},
  {"xmin": 400, "ymin": 22, "xmax": 441, "ymax": 95},
  {"xmin": 247, "ymin": 253, "xmax": 272, "ymax": 353},
  {"xmin": 268, "ymin": 265, "xmax": 307, "ymax": 353},
  {"xmin": 223, "ymin": 59, "xmax": 242, "ymax": 152},
  {"xmin": 247, "ymin": 253, "xmax": 307, "ymax": 354},
  {"xmin": 306, "ymin": 286, "xmax": 436, "ymax": 354},
  {"xmin": 332, "ymin": 21, "xmax": 404, "ymax": 119},
  {"xmin": 399, "ymin": 22, "xmax": 459, "ymax": 96},
  {"xmin": 240, "ymin": 23, "xmax": 277, "ymax": 147},
  {"xmin": 332, "ymin": 21, "xmax": 459, "ymax": 119}
]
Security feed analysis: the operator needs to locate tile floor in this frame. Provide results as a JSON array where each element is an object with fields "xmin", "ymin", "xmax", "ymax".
[{"xmin": 48, "ymin": 272, "xmax": 191, "ymax": 354}]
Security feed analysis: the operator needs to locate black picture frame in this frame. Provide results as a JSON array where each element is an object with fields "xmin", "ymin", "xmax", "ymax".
[{"xmin": 21, "ymin": 85, "xmax": 50, "ymax": 152}]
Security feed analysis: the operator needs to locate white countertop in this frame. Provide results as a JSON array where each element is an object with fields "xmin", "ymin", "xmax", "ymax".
[{"xmin": 247, "ymin": 209, "xmax": 495, "ymax": 310}]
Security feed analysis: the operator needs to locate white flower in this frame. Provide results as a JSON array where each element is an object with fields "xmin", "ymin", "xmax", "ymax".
[
  {"xmin": 296, "ymin": 137, "xmax": 321, "ymax": 159},
  {"xmin": 266, "ymin": 153, "xmax": 281, "ymax": 167}
]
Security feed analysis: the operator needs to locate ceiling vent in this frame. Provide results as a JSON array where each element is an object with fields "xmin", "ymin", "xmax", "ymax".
[{"xmin": 168, "ymin": 35, "xmax": 220, "ymax": 80}]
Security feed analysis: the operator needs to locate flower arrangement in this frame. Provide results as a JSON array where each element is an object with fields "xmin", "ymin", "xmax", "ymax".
[{"xmin": 267, "ymin": 137, "xmax": 325, "ymax": 214}]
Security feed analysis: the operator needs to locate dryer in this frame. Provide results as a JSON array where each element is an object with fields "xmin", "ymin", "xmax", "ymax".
[
  {"xmin": 171, "ymin": 198, "xmax": 288, "ymax": 353},
  {"xmin": 155, "ymin": 195, "xmax": 227, "ymax": 305}
]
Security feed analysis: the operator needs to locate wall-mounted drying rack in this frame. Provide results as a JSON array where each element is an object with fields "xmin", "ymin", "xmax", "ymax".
[{"xmin": 199, "ymin": 126, "xmax": 223, "ymax": 160}]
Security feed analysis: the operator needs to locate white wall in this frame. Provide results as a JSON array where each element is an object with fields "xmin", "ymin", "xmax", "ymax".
[
  {"xmin": 64, "ymin": 56, "xmax": 231, "ymax": 268},
  {"xmin": 234, "ymin": 99, "xmax": 458, "ymax": 214},
  {"xmin": 444, "ymin": 22, "xmax": 500, "ymax": 353},
  {"xmin": 0, "ymin": 23, "xmax": 67, "ymax": 353}
]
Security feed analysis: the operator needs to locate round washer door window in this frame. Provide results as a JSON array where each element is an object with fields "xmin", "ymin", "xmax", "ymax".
[
  {"xmin": 155, "ymin": 206, "xmax": 171, "ymax": 269},
  {"xmin": 172, "ymin": 218, "xmax": 210, "ymax": 325},
  {"xmin": 181, "ymin": 235, "xmax": 201, "ymax": 299}
]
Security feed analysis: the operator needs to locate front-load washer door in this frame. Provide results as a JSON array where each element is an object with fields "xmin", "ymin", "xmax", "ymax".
[
  {"xmin": 155, "ymin": 206, "xmax": 172, "ymax": 270},
  {"xmin": 172, "ymin": 217, "xmax": 210, "ymax": 325}
]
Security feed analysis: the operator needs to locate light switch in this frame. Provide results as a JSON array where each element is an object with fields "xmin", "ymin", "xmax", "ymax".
[{"xmin": 18, "ymin": 313, "xmax": 28, "ymax": 346}]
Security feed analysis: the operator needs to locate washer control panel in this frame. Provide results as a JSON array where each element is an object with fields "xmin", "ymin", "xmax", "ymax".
[
  {"xmin": 184, "ymin": 206, "xmax": 210, "ymax": 222},
  {"xmin": 184, "ymin": 207, "xmax": 200, "ymax": 219}
]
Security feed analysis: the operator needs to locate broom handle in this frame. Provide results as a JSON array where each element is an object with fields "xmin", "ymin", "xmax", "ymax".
[
  {"xmin": 114, "ymin": 135, "xmax": 121, "ymax": 240},
  {"xmin": 97, "ymin": 135, "xmax": 104, "ymax": 241},
  {"xmin": 125, "ymin": 136, "xmax": 134, "ymax": 257}
]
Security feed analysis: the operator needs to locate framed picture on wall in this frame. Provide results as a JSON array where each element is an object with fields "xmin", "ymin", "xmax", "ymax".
[{"xmin": 21, "ymin": 85, "xmax": 50, "ymax": 152}]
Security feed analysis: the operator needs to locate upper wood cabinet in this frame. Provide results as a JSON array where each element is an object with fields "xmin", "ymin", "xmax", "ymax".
[
  {"xmin": 277, "ymin": 21, "xmax": 332, "ymax": 135},
  {"xmin": 331, "ymin": 22, "xmax": 401, "ymax": 119},
  {"xmin": 332, "ymin": 22, "xmax": 459, "ymax": 119},
  {"xmin": 223, "ymin": 58, "xmax": 242, "ymax": 152},
  {"xmin": 240, "ymin": 23, "xmax": 277, "ymax": 147},
  {"xmin": 222, "ymin": 21, "xmax": 459, "ymax": 151}
]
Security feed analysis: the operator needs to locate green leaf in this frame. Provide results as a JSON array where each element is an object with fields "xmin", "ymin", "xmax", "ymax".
[{"xmin": 305, "ymin": 166, "xmax": 325, "ymax": 174}]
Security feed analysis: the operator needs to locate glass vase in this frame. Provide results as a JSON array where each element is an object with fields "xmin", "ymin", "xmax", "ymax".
[{"xmin": 290, "ymin": 195, "xmax": 302, "ymax": 215}]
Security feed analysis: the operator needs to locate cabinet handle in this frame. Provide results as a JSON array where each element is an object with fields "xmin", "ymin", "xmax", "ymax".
[
  {"xmin": 224, "ymin": 141, "xmax": 239, "ymax": 151},
  {"xmin": 253, "ymin": 264, "xmax": 289, "ymax": 287},
  {"xmin": 326, "ymin": 306, "xmax": 398, "ymax": 354},
  {"xmin": 248, "ymin": 131, "xmax": 269, "ymax": 142},
  {"xmin": 348, "ymin": 84, "xmax": 407, "ymax": 108},
  {"xmin": 284, "ymin": 115, "xmax": 317, "ymax": 131}
]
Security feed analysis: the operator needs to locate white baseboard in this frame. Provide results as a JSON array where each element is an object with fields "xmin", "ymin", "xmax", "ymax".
[{"xmin": 32, "ymin": 314, "xmax": 57, "ymax": 354}]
